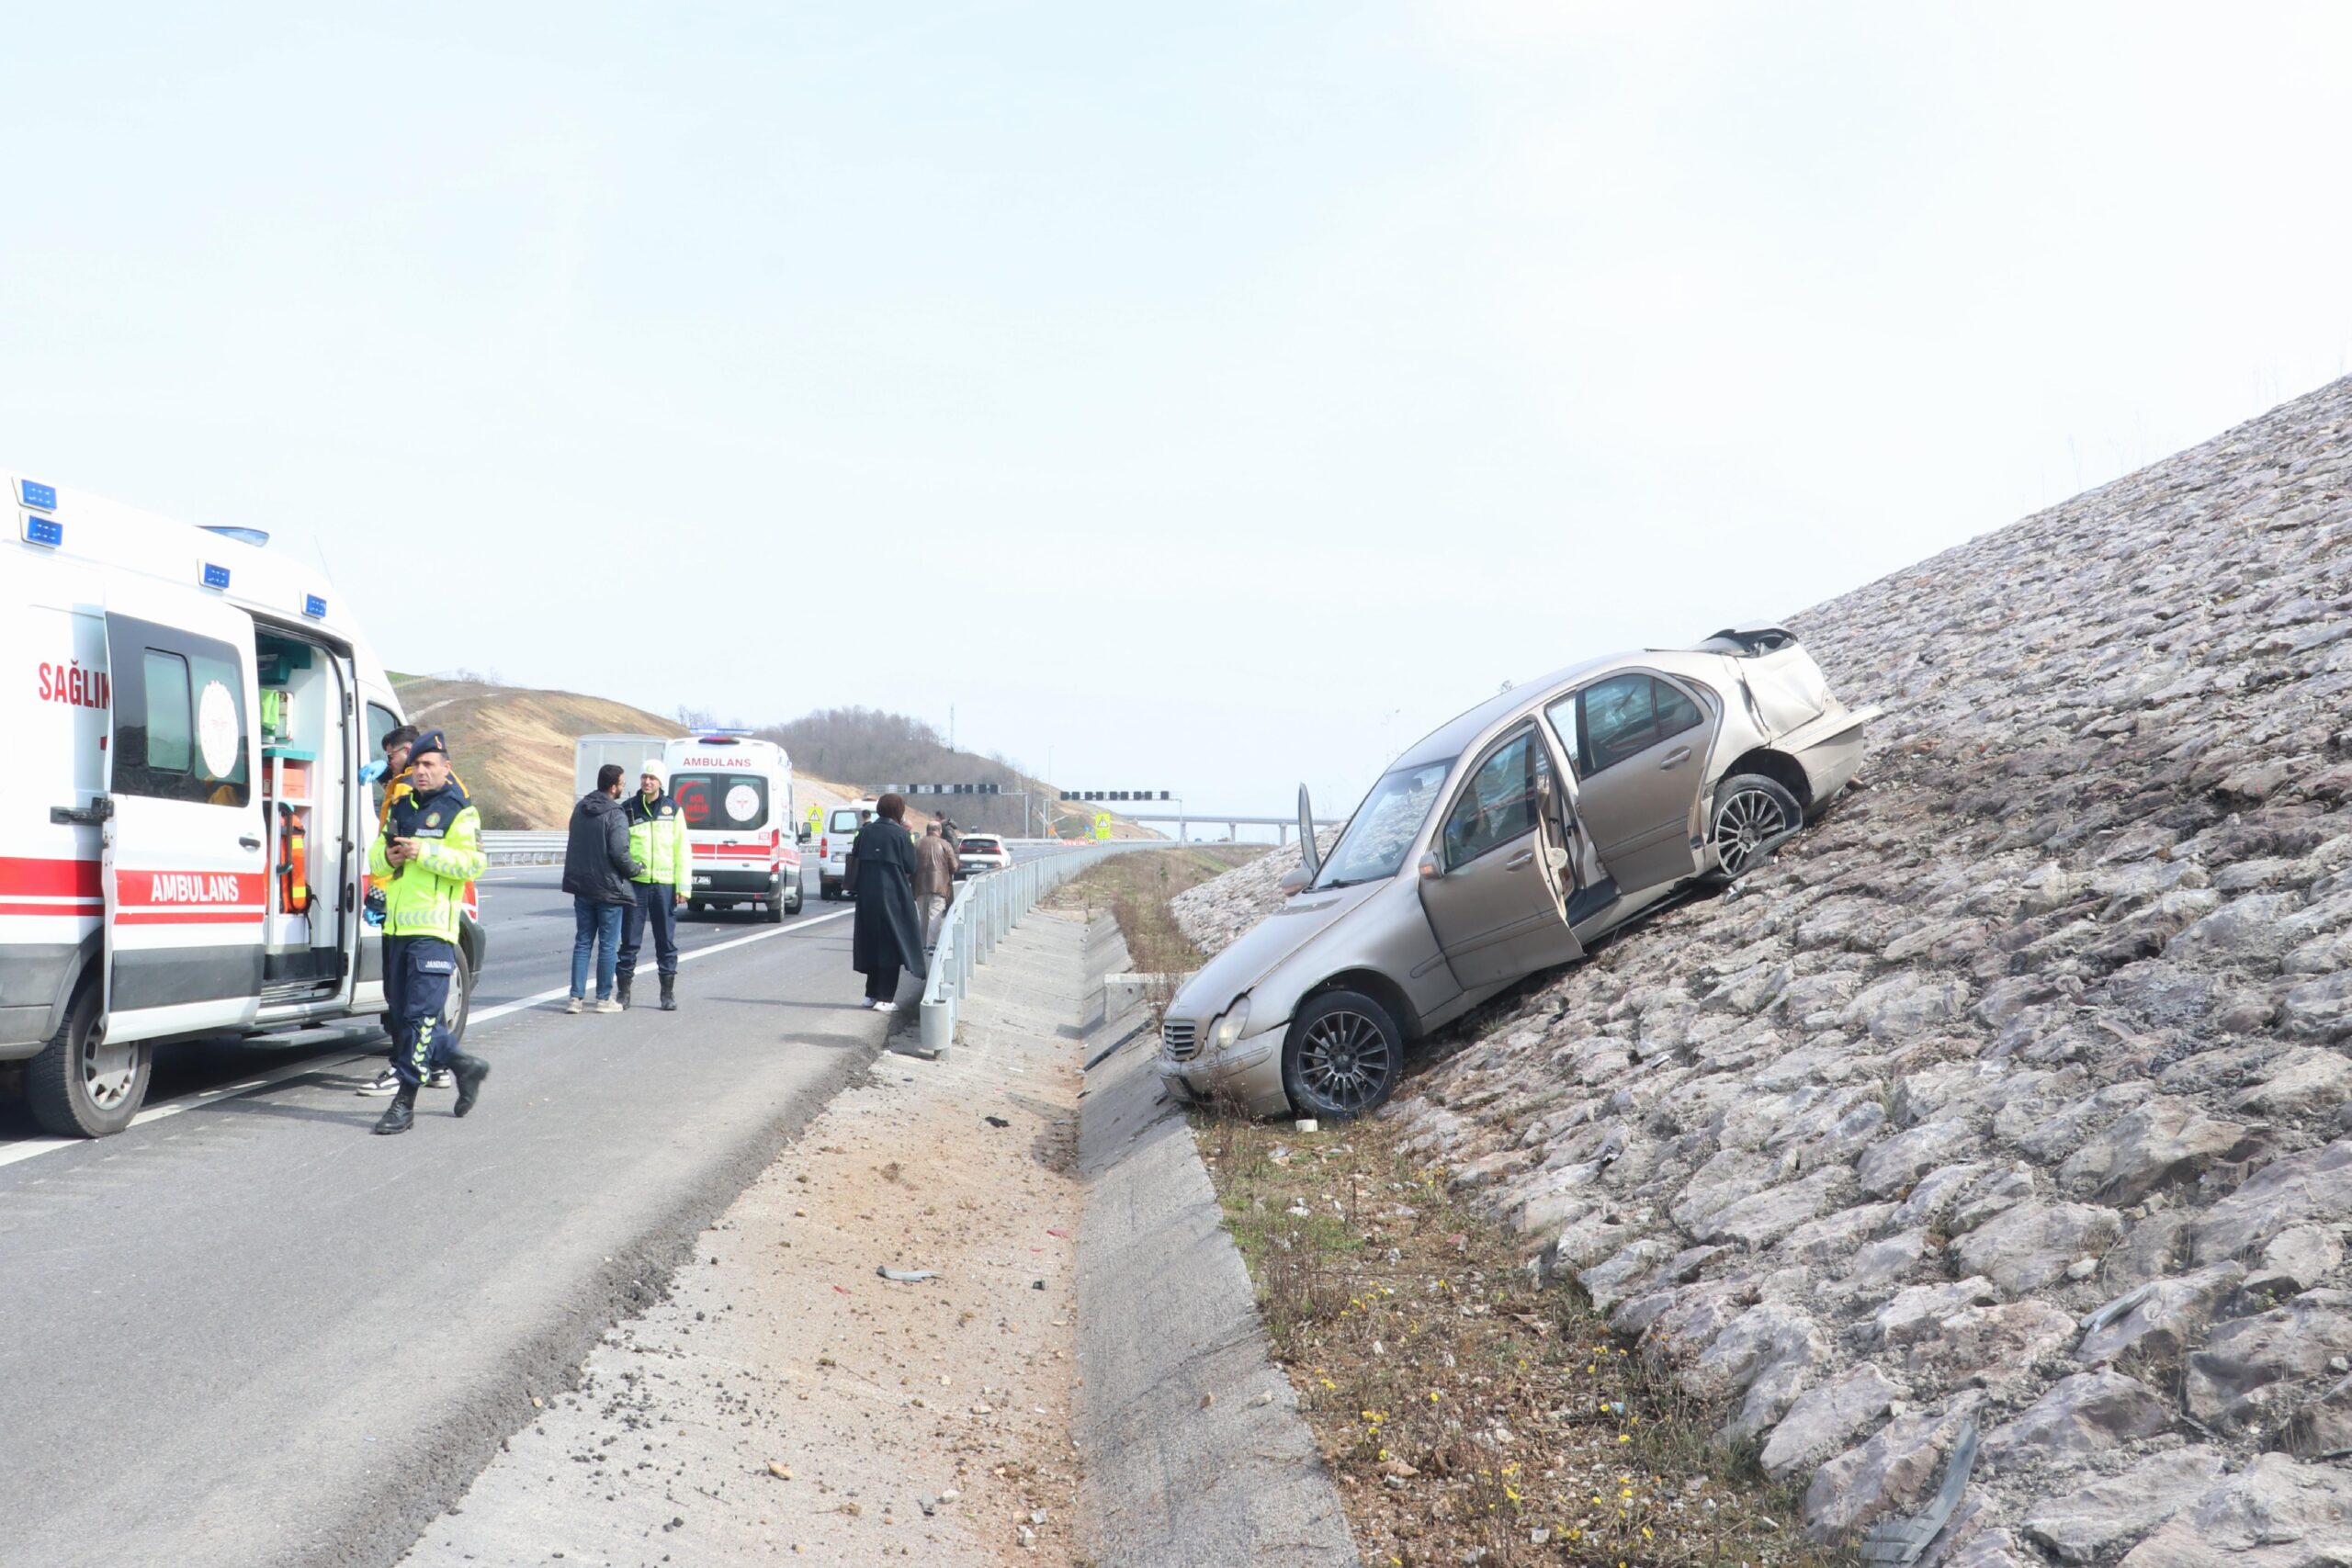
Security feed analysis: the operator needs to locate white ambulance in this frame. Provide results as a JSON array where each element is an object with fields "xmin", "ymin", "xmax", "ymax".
[
  {"xmin": 3, "ymin": 468, "xmax": 484, "ymax": 1136},
  {"xmin": 666, "ymin": 734, "xmax": 804, "ymax": 921}
]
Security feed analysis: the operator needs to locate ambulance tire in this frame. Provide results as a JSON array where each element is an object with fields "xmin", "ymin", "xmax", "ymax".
[
  {"xmin": 441, "ymin": 949, "xmax": 474, "ymax": 1055},
  {"xmin": 28, "ymin": 977, "xmax": 147, "ymax": 1139},
  {"xmin": 787, "ymin": 877, "xmax": 804, "ymax": 915},
  {"xmin": 765, "ymin": 887, "xmax": 786, "ymax": 924}
]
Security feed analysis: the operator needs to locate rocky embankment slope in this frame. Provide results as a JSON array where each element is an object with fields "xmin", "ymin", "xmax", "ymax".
[{"xmin": 1176, "ymin": 381, "xmax": 2352, "ymax": 1566}]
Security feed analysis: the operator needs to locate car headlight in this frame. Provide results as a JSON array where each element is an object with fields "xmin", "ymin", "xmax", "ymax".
[{"xmin": 1210, "ymin": 996, "xmax": 1251, "ymax": 1052}]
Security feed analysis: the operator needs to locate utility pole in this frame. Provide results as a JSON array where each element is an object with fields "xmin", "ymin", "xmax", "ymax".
[{"xmin": 948, "ymin": 705, "xmax": 956, "ymax": 751}]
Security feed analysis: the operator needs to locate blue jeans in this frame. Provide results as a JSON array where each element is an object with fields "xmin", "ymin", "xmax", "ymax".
[{"xmin": 571, "ymin": 897, "xmax": 626, "ymax": 999}]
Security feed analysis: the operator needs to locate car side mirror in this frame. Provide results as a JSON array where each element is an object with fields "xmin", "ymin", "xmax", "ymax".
[
  {"xmin": 1278, "ymin": 865, "xmax": 1309, "ymax": 895},
  {"xmin": 1417, "ymin": 852, "xmax": 1442, "ymax": 880},
  {"xmin": 797, "ymin": 829, "xmax": 813, "ymax": 843}
]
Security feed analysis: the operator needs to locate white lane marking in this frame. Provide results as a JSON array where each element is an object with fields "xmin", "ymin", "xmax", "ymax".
[{"xmin": 0, "ymin": 907, "xmax": 858, "ymax": 1171}]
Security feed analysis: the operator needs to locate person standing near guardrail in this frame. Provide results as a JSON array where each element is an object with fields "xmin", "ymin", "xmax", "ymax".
[
  {"xmin": 562, "ymin": 763, "xmax": 642, "ymax": 1014},
  {"xmin": 913, "ymin": 821, "xmax": 956, "ymax": 953},
  {"xmin": 845, "ymin": 793, "xmax": 923, "ymax": 1013},
  {"xmin": 366, "ymin": 730, "xmax": 492, "ymax": 1135},
  {"xmin": 617, "ymin": 759, "xmax": 691, "ymax": 1012}
]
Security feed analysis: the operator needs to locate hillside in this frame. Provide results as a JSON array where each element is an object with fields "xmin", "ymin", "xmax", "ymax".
[
  {"xmin": 1177, "ymin": 380, "xmax": 2352, "ymax": 1564},
  {"xmin": 390, "ymin": 677, "xmax": 1154, "ymax": 839}
]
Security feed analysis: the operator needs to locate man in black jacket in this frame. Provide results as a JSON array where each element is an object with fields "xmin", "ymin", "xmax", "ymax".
[{"xmin": 563, "ymin": 763, "xmax": 644, "ymax": 1014}]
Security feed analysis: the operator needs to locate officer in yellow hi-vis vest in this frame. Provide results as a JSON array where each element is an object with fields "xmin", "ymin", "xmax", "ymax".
[
  {"xmin": 618, "ymin": 758, "xmax": 693, "ymax": 1011},
  {"xmin": 365, "ymin": 730, "xmax": 490, "ymax": 1136}
]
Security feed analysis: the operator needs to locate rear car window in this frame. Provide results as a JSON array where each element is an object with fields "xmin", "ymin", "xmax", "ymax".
[
  {"xmin": 829, "ymin": 809, "xmax": 867, "ymax": 833},
  {"xmin": 673, "ymin": 771, "xmax": 767, "ymax": 830},
  {"xmin": 961, "ymin": 838, "xmax": 1003, "ymax": 853}
]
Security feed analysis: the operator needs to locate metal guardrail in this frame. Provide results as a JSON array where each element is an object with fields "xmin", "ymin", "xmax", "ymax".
[
  {"xmin": 916, "ymin": 842, "xmax": 1158, "ymax": 1058},
  {"xmin": 480, "ymin": 829, "xmax": 568, "ymax": 865}
]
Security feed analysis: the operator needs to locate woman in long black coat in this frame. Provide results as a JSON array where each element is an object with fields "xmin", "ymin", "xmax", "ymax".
[{"xmin": 845, "ymin": 794, "xmax": 925, "ymax": 1011}]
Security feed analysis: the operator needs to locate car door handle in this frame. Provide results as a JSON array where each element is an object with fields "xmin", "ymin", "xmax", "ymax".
[
  {"xmin": 1505, "ymin": 850, "xmax": 1535, "ymax": 871},
  {"xmin": 1658, "ymin": 747, "xmax": 1692, "ymax": 770},
  {"xmin": 239, "ymin": 834, "xmax": 264, "ymax": 851}
]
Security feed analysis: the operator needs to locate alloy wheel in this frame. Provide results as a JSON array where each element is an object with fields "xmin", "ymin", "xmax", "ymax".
[
  {"xmin": 1714, "ymin": 786, "xmax": 1794, "ymax": 877},
  {"xmin": 1296, "ymin": 1007, "xmax": 1395, "ymax": 1113}
]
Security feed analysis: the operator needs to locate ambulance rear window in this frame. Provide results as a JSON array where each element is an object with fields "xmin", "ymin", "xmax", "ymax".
[{"xmin": 673, "ymin": 772, "xmax": 767, "ymax": 829}]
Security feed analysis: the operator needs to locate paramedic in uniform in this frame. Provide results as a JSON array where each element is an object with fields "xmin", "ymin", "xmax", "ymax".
[
  {"xmin": 617, "ymin": 759, "xmax": 691, "ymax": 1012},
  {"xmin": 366, "ymin": 730, "xmax": 491, "ymax": 1135}
]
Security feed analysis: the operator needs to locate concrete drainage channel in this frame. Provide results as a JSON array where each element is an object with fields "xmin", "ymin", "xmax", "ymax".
[
  {"xmin": 910, "ymin": 853, "xmax": 1361, "ymax": 1563},
  {"xmin": 1069, "ymin": 924, "xmax": 1361, "ymax": 1566}
]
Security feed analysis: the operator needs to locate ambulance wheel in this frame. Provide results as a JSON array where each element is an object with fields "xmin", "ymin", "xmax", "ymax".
[
  {"xmin": 441, "ymin": 950, "xmax": 474, "ymax": 1054},
  {"xmin": 787, "ymin": 878, "xmax": 805, "ymax": 915},
  {"xmin": 28, "ymin": 978, "xmax": 147, "ymax": 1139},
  {"xmin": 765, "ymin": 890, "xmax": 786, "ymax": 923}
]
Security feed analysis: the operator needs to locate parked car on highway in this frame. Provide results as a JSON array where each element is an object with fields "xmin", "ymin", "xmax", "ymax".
[
  {"xmin": 4, "ymin": 467, "xmax": 484, "ymax": 1137},
  {"xmin": 1159, "ymin": 627, "xmax": 1879, "ymax": 1122},
  {"xmin": 955, "ymin": 834, "xmax": 1012, "ymax": 877},
  {"xmin": 816, "ymin": 798, "xmax": 880, "ymax": 901}
]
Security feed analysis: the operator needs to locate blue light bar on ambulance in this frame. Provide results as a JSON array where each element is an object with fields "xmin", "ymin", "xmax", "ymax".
[
  {"xmin": 22, "ymin": 513, "xmax": 62, "ymax": 547},
  {"xmin": 303, "ymin": 593, "xmax": 327, "ymax": 619},
  {"xmin": 201, "ymin": 563, "xmax": 232, "ymax": 591},
  {"xmin": 17, "ymin": 479, "xmax": 57, "ymax": 511}
]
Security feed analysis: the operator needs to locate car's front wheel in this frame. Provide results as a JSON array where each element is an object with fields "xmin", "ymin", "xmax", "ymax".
[
  {"xmin": 1711, "ymin": 773, "xmax": 1803, "ymax": 881},
  {"xmin": 1281, "ymin": 988, "xmax": 1402, "ymax": 1122}
]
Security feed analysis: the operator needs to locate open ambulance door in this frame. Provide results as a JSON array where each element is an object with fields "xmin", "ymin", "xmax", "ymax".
[{"xmin": 100, "ymin": 581, "xmax": 266, "ymax": 1045}]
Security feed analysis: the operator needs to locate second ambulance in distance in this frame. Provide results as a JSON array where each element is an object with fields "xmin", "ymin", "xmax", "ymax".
[{"xmin": 667, "ymin": 734, "xmax": 803, "ymax": 921}]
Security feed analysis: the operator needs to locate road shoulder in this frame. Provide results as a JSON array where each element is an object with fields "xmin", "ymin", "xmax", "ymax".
[{"xmin": 400, "ymin": 917, "xmax": 1091, "ymax": 1568}]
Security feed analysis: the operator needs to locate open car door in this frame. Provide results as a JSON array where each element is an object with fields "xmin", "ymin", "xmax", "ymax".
[
  {"xmin": 100, "ymin": 580, "xmax": 266, "ymax": 1044},
  {"xmin": 1417, "ymin": 723, "xmax": 1582, "ymax": 989}
]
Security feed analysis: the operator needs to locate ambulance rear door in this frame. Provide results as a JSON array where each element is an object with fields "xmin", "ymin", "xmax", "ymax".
[{"xmin": 100, "ymin": 579, "xmax": 266, "ymax": 1043}]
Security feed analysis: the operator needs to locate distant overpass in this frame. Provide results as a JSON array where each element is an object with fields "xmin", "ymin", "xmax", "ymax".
[{"xmin": 1114, "ymin": 812, "xmax": 1342, "ymax": 845}]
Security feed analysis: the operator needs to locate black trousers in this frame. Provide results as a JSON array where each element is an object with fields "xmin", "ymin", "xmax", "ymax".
[
  {"xmin": 618, "ymin": 883, "xmax": 680, "ymax": 979},
  {"xmin": 384, "ymin": 935, "xmax": 459, "ymax": 1089},
  {"xmin": 864, "ymin": 964, "xmax": 900, "ymax": 1002}
]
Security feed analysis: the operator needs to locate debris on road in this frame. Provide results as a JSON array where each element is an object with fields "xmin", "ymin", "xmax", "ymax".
[{"xmin": 876, "ymin": 1266, "xmax": 939, "ymax": 1282}]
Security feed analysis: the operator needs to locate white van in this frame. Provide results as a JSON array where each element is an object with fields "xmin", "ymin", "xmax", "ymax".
[
  {"xmin": 816, "ymin": 798, "xmax": 881, "ymax": 901},
  {"xmin": 666, "ymin": 735, "xmax": 804, "ymax": 922},
  {"xmin": 3, "ymin": 468, "xmax": 484, "ymax": 1136}
]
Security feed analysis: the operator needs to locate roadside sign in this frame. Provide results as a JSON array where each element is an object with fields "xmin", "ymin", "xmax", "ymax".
[{"xmin": 1092, "ymin": 813, "xmax": 1112, "ymax": 841}]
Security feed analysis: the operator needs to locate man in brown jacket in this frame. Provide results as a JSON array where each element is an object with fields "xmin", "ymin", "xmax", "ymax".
[{"xmin": 913, "ymin": 821, "xmax": 958, "ymax": 952}]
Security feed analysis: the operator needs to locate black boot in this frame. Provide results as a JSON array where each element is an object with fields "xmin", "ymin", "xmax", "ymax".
[
  {"xmin": 659, "ymin": 973, "xmax": 677, "ymax": 1012},
  {"xmin": 450, "ymin": 1054, "xmax": 491, "ymax": 1118},
  {"xmin": 371, "ymin": 1084, "xmax": 417, "ymax": 1135},
  {"xmin": 616, "ymin": 972, "xmax": 633, "ymax": 1010}
]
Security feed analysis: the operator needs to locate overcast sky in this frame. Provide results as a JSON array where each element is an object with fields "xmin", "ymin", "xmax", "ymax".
[{"xmin": 6, "ymin": 4, "xmax": 2350, "ymax": 828}]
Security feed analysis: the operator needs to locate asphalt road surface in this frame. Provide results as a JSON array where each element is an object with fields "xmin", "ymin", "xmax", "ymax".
[{"xmin": 0, "ymin": 856, "xmax": 933, "ymax": 1568}]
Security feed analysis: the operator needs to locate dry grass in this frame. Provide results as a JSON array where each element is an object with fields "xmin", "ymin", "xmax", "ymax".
[
  {"xmin": 1197, "ymin": 1109, "xmax": 1845, "ymax": 1568},
  {"xmin": 1046, "ymin": 846, "xmax": 1263, "ymax": 980}
]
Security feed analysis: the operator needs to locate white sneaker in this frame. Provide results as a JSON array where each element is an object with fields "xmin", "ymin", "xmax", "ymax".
[
  {"xmin": 426, "ymin": 1067, "xmax": 455, "ymax": 1089},
  {"xmin": 564, "ymin": 996, "xmax": 584, "ymax": 1015},
  {"xmin": 356, "ymin": 1067, "xmax": 400, "ymax": 1096},
  {"xmin": 874, "ymin": 1000, "xmax": 899, "ymax": 1015},
  {"xmin": 860, "ymin": 998, "xmax": 877, "ymax": 1010},
  {"xmin": 593, "ymin": 998, "xmax": 623, "ymax": 1014}
]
